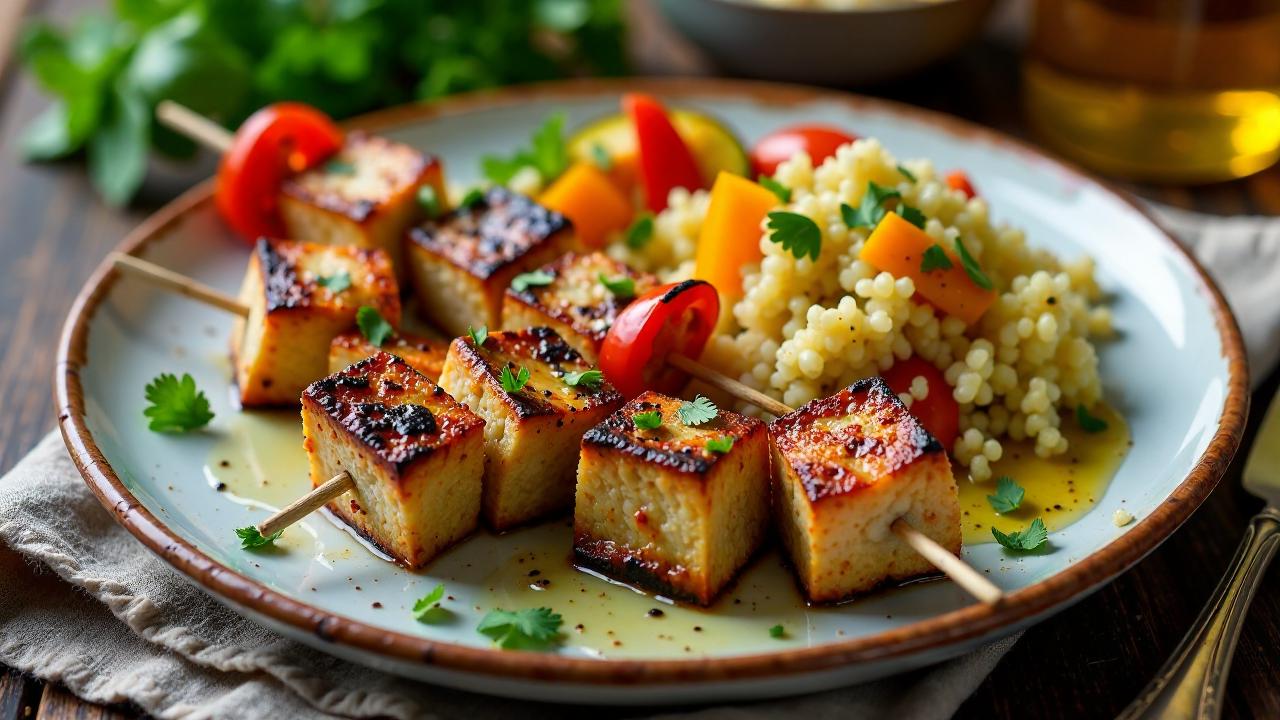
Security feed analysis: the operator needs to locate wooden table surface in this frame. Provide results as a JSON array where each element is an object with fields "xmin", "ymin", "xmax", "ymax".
[{"xmin": 2, "ymin": 1, "xmax": 1279, "ymax": 718}]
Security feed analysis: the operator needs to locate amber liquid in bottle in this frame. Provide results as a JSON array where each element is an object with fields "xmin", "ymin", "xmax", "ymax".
[{"xmin": 1025, "ymin": 0, "xmax": 1280, "ymax": 183}]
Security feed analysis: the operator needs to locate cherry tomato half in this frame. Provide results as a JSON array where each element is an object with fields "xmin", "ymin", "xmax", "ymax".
[
  {"xmin": 750, "ymin": 125, "xmax": 858, "ymax": 178},
  {"xmin": 599, "ymin": 280, "xmax": 720, "ymax": 398},
  {"xmin": 215, "ymin": 103, "xmax": 344, "ymax": 242},
  {"xmin": 882, "ymin": 356, "xmax": 960, "ymax": 450},
  {"xmin": 945, "ymin": 170, "xmax": 977, "ymax": 200}
]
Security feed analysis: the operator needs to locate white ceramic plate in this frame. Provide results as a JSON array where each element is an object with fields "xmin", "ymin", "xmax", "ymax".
[{"xmin": 56, "ymin": 79, "xmax": 1246, "ymax": 705}]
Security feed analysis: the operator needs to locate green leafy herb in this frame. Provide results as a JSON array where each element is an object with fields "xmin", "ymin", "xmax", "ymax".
[
  {"xmin": 598, "ymin": 272, "xmax": 635, "ymax": 299},
  {"xmin": 318, "ymin": 271, "xmax": 352, "ymax": 293},
  {"xmin": 986, "ymin": 476, "xmax": 1025, "ymax": 514},
  {"xmin": 144, "ymin": 373, "xmax": 214, "ymax": 433},
  {"xmin": 677, "ymin": 395, "xmax": 718, "ymax": 426},
  {"xmin": 563, "ymin": 369, "xmax": 604, "ymax": 390},
  {"xmin": 481, "ymin": 112, "xmax": 568, "ymax": 185},
  {"xmin": 235, "ymin": 525, "xmax": 281, "ymax": 549},
  {"xmin": 1076, "ymin": 404, "xmax": 1108, "ymax": 433},
  {"xmin": 324, "ymin": 158, "xmax": 356, "ymax": 175},
  {"xmin": 897, "ymin": 204, "xmax": 927, "ymax": 229},
  {"xmin": 590, "ymin": 143, "xmax": 612, "ymax": 170},
  {"xmin": 633, "ymin": 411, "xmax": 662, "ymax": 430},
  {"xmin": 706, "ymin": 436, "xmax": 735, "ymax": 454},
  {"xmin": 357, "ymin": 306, "xmax": 394, "ymax": 347},
  {"xmin": 954, "ymin": 237, "xmax": 993, "ymax": 290},
  {"xmin": 897, "ymin": 164, "xmax": 917, "ymax": 183},
  {"xmin": 758, "ymin": 175, "xmax": 791, "ymax": 203},
  {"xmin": 476, "ymin": 607, "xmax": 563, "ymax": 650},
  {"xmin": 840, "ymin": 181, "xmax": 900, "ymax": 229},
  {"xmin": 769, "ymin": 624, "xmax": 785, "ymax": 639},
  {"xmin": 417, "ymin": 185, "xmax": 441, "ymax": 218},
  {"xmin": 766, "ymin": 211, "xmax": 822, "ymax": 261},
  {"xmin": 625, "ymin": 213, "xmax": 654, "ymax": 249},
  {"xmin": 920, "ymin": 244, "xmax": 953, "ymax": 273},
  {"xmin": 458, "ymin": 188, "xmax": 486, "ymax": 210},
  {"xmin": 468, "ymin": 324, "xmax": 489, "ymax": 348},
  {"xmin": 500, "ymin": 365, "xmax": 531, "ymax": 393},
  {"xmin": 511, "ymin": 270, "xmax": 555, "ymax": 293},
  {"xmin": 412, "ymin": 583, "xmax": 448, "ymax": 623},
  {"xmin": 992, "ymin": 518, "xmax": 1049, "ymax": 552}
]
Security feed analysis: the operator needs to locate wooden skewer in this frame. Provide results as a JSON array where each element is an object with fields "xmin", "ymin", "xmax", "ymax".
[
  {"xmin": 258, "ymin": 471, "xmax": 355, "ymax": 538},
  {"xmin": 157, "ymin": 100, "xmax": 234, "ymax": 153},
  {"xmin": 111, "ymin": 252, "xmax": 250, "ymax": 317},
  {"xmin": 674, "ymin": 351, "xmax": 1004, "ymax": 605}
]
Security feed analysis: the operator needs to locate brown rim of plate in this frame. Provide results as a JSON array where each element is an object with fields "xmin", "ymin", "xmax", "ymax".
[{"xmin": 54, "ymin": 77, "xmax": 1249, "ymax": 686}]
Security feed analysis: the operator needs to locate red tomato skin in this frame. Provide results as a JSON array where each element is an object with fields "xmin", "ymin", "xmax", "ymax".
[
  {"xmin": 945, "ymin": 171, "xmax": 977, "ymax": 199},
  {"xmin": 599, "ymin": 280, "xmax": 720, "ymax": 398},
  {"xmin": 750, "ymin": 125, "xmax": 858, "ymax": 177},
  {"xmin": 881, "ymin": 356, "xmax": 960, "ymax": 450},
  {"xmin": 623, "ymin": 93, "xmax": 705, "ymax": 213},
  {"xmin": 215, "ymin": 103, "xmax": 344, "ymax": 243}
]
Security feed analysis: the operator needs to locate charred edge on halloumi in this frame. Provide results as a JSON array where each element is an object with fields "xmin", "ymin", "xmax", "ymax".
[{"xmin": 328, "ymin": 329, "xmax": 449, "ymax": 382}]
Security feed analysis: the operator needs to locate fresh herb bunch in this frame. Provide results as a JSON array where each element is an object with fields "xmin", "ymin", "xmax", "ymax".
[{"xmin": 20, "ymin": 0, "xmax": 628, "ymax": 205}]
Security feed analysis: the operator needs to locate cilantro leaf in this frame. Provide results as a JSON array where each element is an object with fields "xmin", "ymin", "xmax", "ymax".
[
  {"xmin": 769, "ymin": 624, "xmax": 785, "ymax": 639},
  {"xmin": 677, "ymin": 395, "xmax": 718, "ymax": 426},
  {"xmin": 317, "ymin": 271, "xmax": 351, "ymax": 293},
  {"xmin": 476, "ymin": 607, "xmax": 563, "ymax": 650},
  {"xmin": 633, "ymin": 411, "xmax": 662, "ymax": 430},
  {"xmin": 598, "ymin": 272, "xmax": 635, "ymax": 299},
  {"xmin": 480, "ymin": 112, "xmax": 567, "ymax": 185},
  {"xmin": 324, "ymin": 159, "xmax": 356, "ymax": 175},
  {"xmin": 236, "ymin": 525, "xmax": 281, "ymax": 549},
  {"xmin": 897, "ymin": 164, "xmax": 917, "ymax": 183},
  {"xmin": 356, "ymin": 306, "xmax": 394, "ymax": 347},
  {"xmin": 706, "ymin": 436, "xmax": 735, "ymax": 454},
  {"xmin": 625, "ymin": 214, "xmax": 654, "ymax": 249},
  {"xmin": 563, "ymin": 369, "xmax": 603, "ymax": 390},
  {"xmin": 992, "ymin": 518, "xmax": 1049, "ymax": 552},
  {"xmin": 458, "ymin": 188, "xmax": 485, "ymax": 210},
  {"xmin": 841, "ymin": 181, "xmax": 900, "ymax": 229},
  {"xmin": 1076, "ymin": 404, "xmax": 1108, "ymax": 433},
  {"xmin": 920, "ymin": 244, "xmax": 953, "ymax": 273},
  {"xmin": 758, "ymin": 175, "xmax": 790, "ymax": 203},
  {"xmin": 954, "ymin": 237, "xmax": 993, "ymax": 290},
  {"xmin": 468, "ymin": 325, "xmax": 489, "ymax": 348},
  {"xmin": 144, "ymin": 373, "xmax": 214, "ymax": 433},
  {"xmin": 897, "ymin": 204, "xmax": 927, "ymax": 229},
  {"xmin": 417, "ymin": 185, "xmax": 441, "ymax": 218},
  {"xmin": 766, "ymin": 211, "xmax": 821, "ymax": 261},
  {"xmin": 412, "ymin": 583, "xmax": 449, "ymax": 623},
  {"xmin": 511, "ymin": 270, "xmax": 555, "ymax": 293},
  {"xmin": 590, "ymin": 143, "xmax": 612, "ymax": 170},
  {"xmin": 500, "ymin": 365, "xmax": 531, "ymax": 393},
  {"xmin": 986, "ymin": 476, "xmax": 1025, "ymax": 514}
]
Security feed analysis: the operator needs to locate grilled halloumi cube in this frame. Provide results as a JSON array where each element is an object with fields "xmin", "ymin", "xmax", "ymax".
[
  {"xmin": 301, "ymin": 352, "xmax": 485, "ymax": 568},
  {"xmin": 280, "ymin": 132, "xmax": 444, "ymax": 274},
  {"xmin": 328, "ymin": 329, "xmax": 449, "ymax": 382},
  {"xmin": 406, "ymin": 187, "xmax": 577, "ymax": 337},
  {"xmin": 501, "ymin": 252, "xmax": 660, "ymax": 362},
  {"xmin": 231, "ymin": 238, "xmax": 400, "ymax": 407},
  {"xmin": 769, "ymin": 377, "xmax": 961, "ymax": 604},
  {"xmin": 437, "ymin": 327, "xmax": 623, "ymax": 531},
  {"xmin": 574, "ymin": 392, "xmax": 770, "ymax": 606}
]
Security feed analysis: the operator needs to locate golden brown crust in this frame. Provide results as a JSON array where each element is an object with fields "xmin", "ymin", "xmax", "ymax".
[
  {"xmin": 503, "ymin": 252, "xmax": 660, "ymax": 348},
  {"xmin": 573, "ymin": 534, "xmax": 704, "ymax": 605},
  {"xmin": 280, "ymin": 132, "xmax": 440, "ymax": 223},
  {"xmin": 769, "ymin": 377, "xmax": 942, "ymax": 503},
  {"xmin": 255, "ymin": 237, "xmax": 400, "ymax": 316},
  {"xmin": 329, "ymin": 329, "xmax": 449, "ymax": 380},
  {"xmin": 406, "ymin": 187, "xmax": 571, "ymax": 279}
]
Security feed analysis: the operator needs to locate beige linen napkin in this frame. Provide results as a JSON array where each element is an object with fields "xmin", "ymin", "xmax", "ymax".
[{"xmin": 0, "ymin": 207, "xmax": 1272, "ymax": 719}]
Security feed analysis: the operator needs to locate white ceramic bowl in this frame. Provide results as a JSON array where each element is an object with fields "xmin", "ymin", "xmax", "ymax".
[{"xmin": 657, "ymin": 0, "xmax": 996, "ymax": 85}]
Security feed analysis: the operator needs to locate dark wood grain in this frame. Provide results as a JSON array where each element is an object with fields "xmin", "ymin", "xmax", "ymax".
[
  {"xmin": 34, "ymin": 686, "xmax": 130, "ymax": 720},
  {"xmin": 2, "ymin": 0, "xmax": 1279, "ymax": 718}
]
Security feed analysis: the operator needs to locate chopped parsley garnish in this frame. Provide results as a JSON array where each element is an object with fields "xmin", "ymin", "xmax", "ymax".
[
  {"xmin": 563, "ymin": 369, "xmax": 604, "ymax": 390},
  {"xmin": 1076, "ymin": 404, "xmax": 1108, "ymax": 433},
  {"xmin": 625, "ymin": 213, "xmax": 654, "ymax": 249},
  {"xmin": 897, "ymin": 204, "xmax": 927, "ymax": 229},
  {"xmin": 590, "ymin": 143, "xmax": 612, "ymax": 171},
  {"xmin": 317, "ymin": 271, "xmax": 352, "ymax": 293},
  {"xmin": 500, "ymin": 365, "xmax": 531, "ymax": 393},
  {"xmin": 769, "ymin": 624, "xmax": 786, "ymax": 639},
  {"xmin": 356, "ymin": 306, "xmax": 394, "ymax": 347},
  {"xmin": 417, "ymin": 185, "xmax": 441, "ymax": 218},
  {"xmin": 476, "ymin": 607, "xmax": 563, "ymax": 650},
  {"xmin": 143, "ymin": 373, "xmax": 214, "ymax": 433},
  {"xmin": 633, "ymin": 411, "xmax": 662, "ymax": 430},
  {"xmin": 920, "ymin": 244, "xmax": 953, "ymax": 273},
  {"xmin": 706, "ymin": 436, "xmax": 735, "ymax": 454},
  {"xmin": 766, "ymin": 211, "xmax": 821, "ymax": 261},
  {"xmin": 468, "ymin": 325, "xmax": 489, "ymax": 348},
  {"xmin": 954, "ymin": 237, "xmax": 993, "ymax": 290},
  {"xmin": 677, "ymin": 395, "xmax": 718, "ymax": 426},
  {"xmin": 235, "ymin": 526, "xmax": 281, "ymax": 549},
  {"xmin": 897, "ymin": 164, "xmax": 917, "ymax": 183},
  {"xmin": 323, "ymin": 159, "xmax": 356, "ymax": 176},
  {"xmin": 598, "ymin": 272, "xmax": 635, "ymax": 299},
  {"xmin": 511, "ymin": 270, "xmax": 555, "ymax": 293},
  {"xmin": 480, "ymin": 112, "xmax": 568, "ymax": 186},
  {"xmin": 412, "ymin": 583, "xmax": 448, "ymax": 623},
  {"xmin": 458, "ymin": 187, "xmax": 486, "ymax": 210},
  {"xmin": 992, "ymin": 518, "xmax": 1048, "ymax": 552},
  {"xmin": 758, "ymin": 175, "xmax": 791, "ymax": 203},
  {"xmin": 986, "ymin": 476, "xmax": 1025, "ymax": 514},
  {"xmin": 840, "ymin": 181, "xmax": 900, "ymax": 229}
]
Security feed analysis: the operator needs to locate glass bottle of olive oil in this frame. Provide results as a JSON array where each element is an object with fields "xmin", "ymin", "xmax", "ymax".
[{"xmin": 1025, "ymin": 0, "xmax": 1280, "ymax": 183}]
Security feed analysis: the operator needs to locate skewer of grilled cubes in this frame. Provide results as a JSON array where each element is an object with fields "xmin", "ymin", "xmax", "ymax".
[{"xmin": 581, "ymin": 280, "xmax": 1004, "ymax": 606}]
